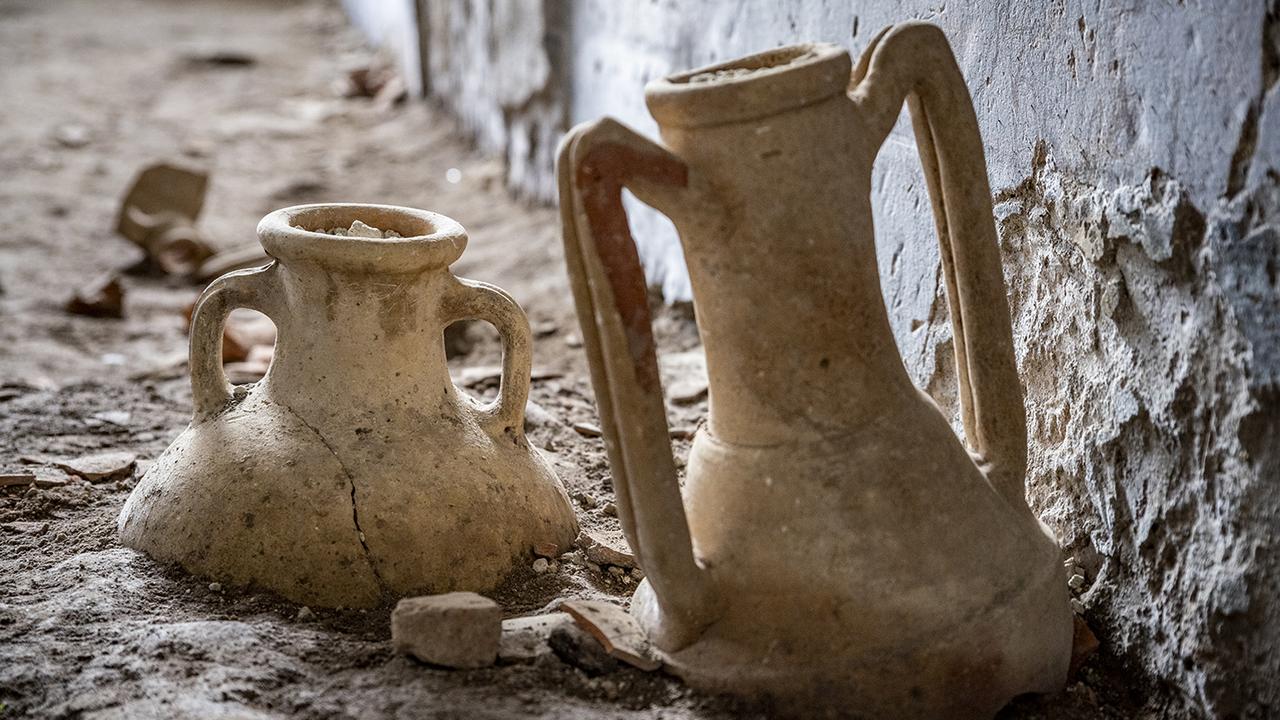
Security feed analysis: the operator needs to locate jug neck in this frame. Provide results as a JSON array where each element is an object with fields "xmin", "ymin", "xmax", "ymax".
[
  {"xmin": 263, "ymin": 261, "xmax": 457, "ymax": 411},
  {"xmin": 692, "ymin": 244, "xmax": 917, "ymax": 444},
  {"xmin": 654, "ymin": 105, "xmax": 914, "ymax": 444}
]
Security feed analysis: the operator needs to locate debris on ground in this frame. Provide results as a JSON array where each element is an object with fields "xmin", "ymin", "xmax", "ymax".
[
  {"xmin": 52, "ymin": 123, "xmax": 92, "ymax": 148},
  {"xmin": 498, "ymin": 612, "xmax": 573, "ymax": 664},
  {"xmin": 533, "ymin": 542, "xmax": 560, "ymax": 559},
  {"xmin": 65, "ymin": 274, "xmax": 125, "ymax": 318},
  {"xmin": 341, "ymin": 63, "xmax": 398, "ymax": 99},
  {"xmin": 372, "ymin": 74, "xmax": 407, "ymax": 112},
  {"xmin": 181, "ymin": 47, "xmax": 257, "ymax": 68},
  {"xmin": 668, "ymin": 426, "xmax": 697, "ymax": 440},
  {"xmin": 182, "ymin": 303, "xmax": 276, "ymax": 368},
  {"xmin": 1069, "ymin": 615, "xmax": 1100, "ymax": 678},
  {"xmin": 52, "ymin": 451, "xmax": 137, "ymax": 482},
  {"xmin": 391, "ymin": 592, "xmax": 501, "ymax": 669},
  {"xmin": 0, "ymin": 471, "xmax": 37, "ymax": 488},
  {"xmin": 660, "ymin": 350, "xmax": 709, "ymax": 405},
  {"xmin": 561, "ymin": 600, "xmax": 662, "ymax": 671},
  {"xmin": 116, "ymin": 162, "xmax": 215, "ymax": 277},
  {"xmin": 225, "ymin": 344, "xmax": 274, "ymax": 383},
  {"xmin": 573, "ymin": 422, "xmax": 603, "ymax": 438},
  {"xmin": 548, "ymin": 618, "xmax": 619, "ymax": 676},
  {"xmin": 524, "ymin": 400, "xmax": 558, "ymax": 430},
  {"xmin": 577, "ymin": 531, "xmax": 637, "ymax": 570}
]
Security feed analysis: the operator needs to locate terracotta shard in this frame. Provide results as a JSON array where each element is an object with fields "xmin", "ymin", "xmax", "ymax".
[
  {"xmin": 1069, "ymin": 615, "xmax": 1100, "ymax": 679},
  {"xmin": 561, "ymin": 600, "xmax": 661, "ymax": 671},
  {"xmin": 66, "ymin": 275, "xmax": 125, "ymax": 319}
]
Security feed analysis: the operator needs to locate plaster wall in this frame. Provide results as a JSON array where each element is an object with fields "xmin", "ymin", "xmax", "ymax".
[{"xmin": 419, "ymin": 2, "xmax": 1280, "ymax": 716}]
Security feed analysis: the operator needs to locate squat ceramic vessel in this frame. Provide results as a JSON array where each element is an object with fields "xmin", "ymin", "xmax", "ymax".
[
  {"xmin": 119, "ymin": 203, "xmax": 579, "ymax": 607},
  {"xmin": 558, "ymin": 22, "xmax": 1071, "ymax": 719}
]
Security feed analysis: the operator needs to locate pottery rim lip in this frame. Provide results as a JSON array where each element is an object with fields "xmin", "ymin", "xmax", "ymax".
[
  {"xmin": 257, "ymin": 203, "xmax": 468, "ymax": 271},
  {"xmin": 644, "ymin": 43, "xmax": 852, "ymax": 129}
]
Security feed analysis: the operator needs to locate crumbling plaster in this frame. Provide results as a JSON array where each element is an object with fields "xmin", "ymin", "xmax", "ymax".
[{"xmin": 403, "ymin": 1, "xmax": 1279, "ymax": 715}]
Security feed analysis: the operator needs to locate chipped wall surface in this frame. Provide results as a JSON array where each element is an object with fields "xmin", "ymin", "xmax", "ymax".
[{"xmin": 422, "ymin": 1, "xmax": 1279, "ymax": 716}]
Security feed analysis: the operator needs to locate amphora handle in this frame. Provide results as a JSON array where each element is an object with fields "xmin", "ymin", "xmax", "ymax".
[
  {"xmin": 189, "ymin": 262, "xmax": 280, "ymax": 419},
  {"xmin": 557, "ymin": 118, "xmax": 717, "ymax": 647},
  {"xmin": 850, "ymin": 22, "xmax": 1029, "ymax": 509},
  {"xmin": 441, "ymin": 278, "xmax": 533, "ymax": 435}
]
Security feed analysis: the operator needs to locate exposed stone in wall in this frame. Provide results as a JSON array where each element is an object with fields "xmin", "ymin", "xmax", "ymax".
[{"xmin": 910, "ymin": 144, "xmax": 1279, "ymax": 716}]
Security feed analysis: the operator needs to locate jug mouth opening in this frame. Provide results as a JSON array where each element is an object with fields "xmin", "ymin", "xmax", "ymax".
[
  {"xmin": 645, "ymin": 43, "xmax": 851, "ymax": 129},
  {"xmin": 257, "ymin": 203, "xmax": 468, "ymax": 272}
]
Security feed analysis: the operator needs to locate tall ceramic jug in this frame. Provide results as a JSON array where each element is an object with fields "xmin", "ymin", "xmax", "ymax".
[
  {"xmin": 557, "ymin": 23, "xmax": 1071, "ymax": 718},
  {"xmin": 119, "ymin": 204, "xmax": 578, "ymax": 608}
]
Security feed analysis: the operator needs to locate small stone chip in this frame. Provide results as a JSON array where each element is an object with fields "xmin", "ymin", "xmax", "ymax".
[
  {"xmin": 532, "ymin": 542, "xmax": 559, "ymax": 559},
  {"xmin": 392, "ymin": 592, "xmax": 500, "ymax": 668},
  {"xmin": 532, "ymin": 557, "xmax": 550, "ymax": 574},
  {"xmin": 576, "ymin": 531, "xmax": 636, "ymax": 569},
  {"xmin": 320, "ymin": 220, "xmax": 403, "ymax": 239},
  {"xmin": 572, "ymin": 422, "xmax": 603, "ymax": 438},
  {"xmin": 346, "ymin": 219, "xmax": 383, "ymax": 238}
]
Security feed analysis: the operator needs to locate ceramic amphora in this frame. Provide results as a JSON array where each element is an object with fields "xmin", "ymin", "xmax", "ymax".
[
  {"xmin": 558, "ymin": 23, "xmax": 1071, "ymax": 719},
  {"xmin": 119, "ymin": 204, "xmax": 578, "ymax": 608}
]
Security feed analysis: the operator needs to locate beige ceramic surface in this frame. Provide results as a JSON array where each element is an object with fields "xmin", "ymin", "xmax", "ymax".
[
  {"xmin": 558, "ymin": 22, "xmax": 1072, "ymax": 719},
  {"xmin": 118, "ymin": 203, "xmax": 579, "ymax": 608}
]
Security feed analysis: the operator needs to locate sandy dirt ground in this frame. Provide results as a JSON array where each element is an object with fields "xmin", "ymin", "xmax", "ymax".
[{"xmin": 0, "ymin": 1, "xmax": 1136, "ymax": 718}]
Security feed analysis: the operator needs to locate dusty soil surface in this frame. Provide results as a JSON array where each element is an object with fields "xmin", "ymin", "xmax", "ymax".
[{"xmin": 1, "ymin": 1, "xmax": 1135, "ymax": 718}]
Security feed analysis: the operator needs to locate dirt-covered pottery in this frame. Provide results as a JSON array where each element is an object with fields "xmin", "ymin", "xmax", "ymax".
[
  {"xmin": 119, "ymin": 203, "xmax": 579, "ymax": 607},
  {"xmin": 558, "ymin": 22, "xmax": 1071, "ymax": 719}
]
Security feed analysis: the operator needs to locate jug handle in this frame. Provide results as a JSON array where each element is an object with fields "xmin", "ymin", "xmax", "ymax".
[
  {"xmin": 189, "ymin": 262, "xmax": 281, "ymax": 419},
  {"xmin": 441, "ymin": 278, "xmax": 532, "ymax": 436},
  {"xmin": 557, "ymin": 118, "xmax": 718, "ymax": 647},
  {"xmin": 849, "ymin": 22, "xmax": 1029, "ymax": 509}
]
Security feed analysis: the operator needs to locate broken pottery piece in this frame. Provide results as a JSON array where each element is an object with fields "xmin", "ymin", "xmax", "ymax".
[
  {"xmin": 561, "ymin": 600, "xmax": 661, "ymax": 671},
  {"xmin": 118, "ymin": 204, "xmax": 579, "ymax": 608},
  {"xmin": 116, "ymin": 162, "xmax": 215, "ymax": 278},
  {"xmin": 392, "ymin": 592, "xmax": 501, "ymax": 668},
  {"xmin": 0, "ymin": 472, "xmax": 37, "ymax": 488},
  {"xmin": 558, "ymin": 22, "xmax": 1071, "ymax": 719},
  {"xmin": 548, "ymin": 620, "xmax": 619, "ymax": 676},
  {"xmin": 65, "ymin": 274, "xmax": 125, "ymax": 319},
  {"xmin": 54, "ymin": 451, "xmax": 136, "ymax": 482},
  {"xmin": 498, "ymin": 612, "xmax": 573, "ymax": 664}
]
